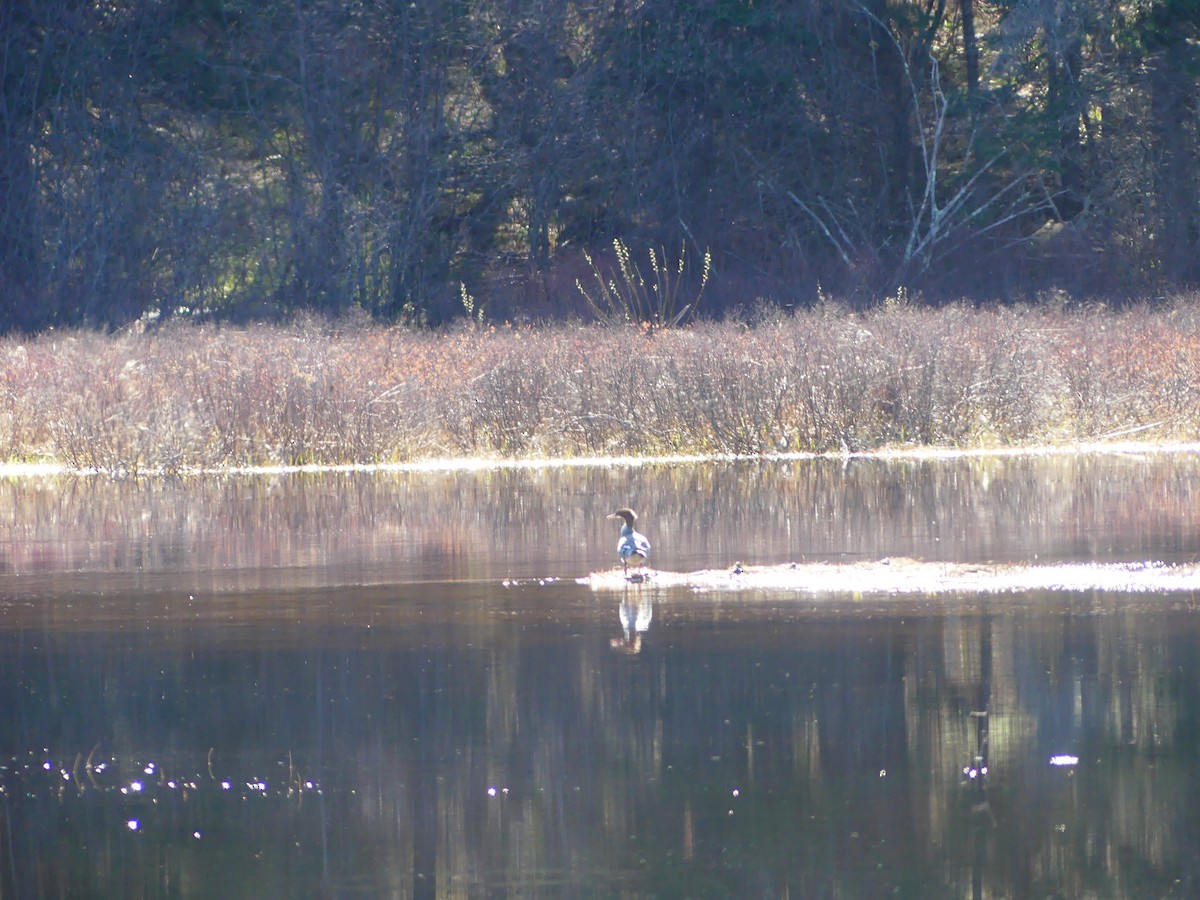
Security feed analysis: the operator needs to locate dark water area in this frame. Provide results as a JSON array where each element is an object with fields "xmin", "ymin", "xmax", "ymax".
[{"xmin": 2, "ymin": 452, "xmax": 1200, "ymax": 898}]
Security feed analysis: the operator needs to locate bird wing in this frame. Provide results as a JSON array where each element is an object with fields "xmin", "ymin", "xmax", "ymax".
[
  {"xmin": 617, "ymin": 528, "xmax": 651, "ymax": 559},
  {"xmin": 632, "ymin": 529, "xmax": 651, "ymax": 556}
]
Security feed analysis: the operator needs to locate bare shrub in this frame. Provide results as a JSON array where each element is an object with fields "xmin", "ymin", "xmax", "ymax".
[
  {"xmin": 965, "ymin": 308, "xmax": 1057, "ymax": 444},
  {"xmin": 1054, "ymin": 307, "xmax": 1124, "ymax": 438},
  {"xmin": 622, "ymin": 331, "xmax": 700, "ymax": 454},
  {"xmin": 673, "ymin": 323, "xmax": 801, "ymax": 454},
  {"xmin": 42, "ymin": 332, "xmax": 175, "ymax": 475},
  {"xmin": 553, "ymin": 333, "xmax": 626, "ymax": 454},
  {"xmin": 3, "ymin": 301, "xmax": 1200, "ymax": 473},
  {"xmin": 792, "ymin": 308, "xmax": 891, "ymax": 451},
  {"xmin": 1092, "ymin": 308, "xmax": 1200, "ymax": 440},
  {"xmin": 868, "ymin": 306, "xmax": 959, "ymax": 445},
  {"xmin": 437, "ymin": 328, "xmax": 555, "ymax": 456},
  {"xmin": 0, "ymin": 337, "xmax": 60, "ymax": 460}
]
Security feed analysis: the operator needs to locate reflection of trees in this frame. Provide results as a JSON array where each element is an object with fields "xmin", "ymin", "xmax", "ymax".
[
  {"xmin": 1, "ymin": 454, "xmax": 1199, "ymax": 593},
  {"xmin": 3, "ymin": 457, "xmax": 1200, "ymax": 894},
  {"xmin": 4, "ymin": 603, "xmax": 1199, "ymax": 896},
  {"xmin": 902, "ymin": 607, "xmax": 1199, "ymax": 898}
]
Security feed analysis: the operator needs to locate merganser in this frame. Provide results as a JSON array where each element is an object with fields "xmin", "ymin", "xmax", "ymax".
[{"xmin": 608, "ymin": 508, "xmax": 651, "ymax": 577}]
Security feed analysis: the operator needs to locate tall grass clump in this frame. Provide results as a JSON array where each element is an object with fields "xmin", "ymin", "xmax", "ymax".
[
  {"xmin": 576, "ymin": 239, "xmax": 711, "ymax": 330},
  {"xmin": 3, "ymin": 296, "xmax": 1200, "ymax": 474}
]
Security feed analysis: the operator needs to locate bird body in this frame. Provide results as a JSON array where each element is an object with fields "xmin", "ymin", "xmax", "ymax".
[
  {"xmin": 617, "ymin": 526, "xmax": 652, "ymax": 564},
  {"xmin": 608, "ymin": 508, "xmax": 651, "ymax": 577}
]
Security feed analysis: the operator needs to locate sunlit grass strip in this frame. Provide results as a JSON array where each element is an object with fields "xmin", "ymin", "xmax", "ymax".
[
  {"xmin": 1, "ymin": 299, "xmax": 1199, "ymax": 474},
  {"xmin": 9, "ymin": 441, "xmax": 1200, "ymax": 480}
]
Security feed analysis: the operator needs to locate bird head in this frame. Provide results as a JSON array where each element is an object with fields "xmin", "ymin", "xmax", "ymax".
[{"xmin": 607, "ymin": 508, "xmax": 638, "ymax": 526}]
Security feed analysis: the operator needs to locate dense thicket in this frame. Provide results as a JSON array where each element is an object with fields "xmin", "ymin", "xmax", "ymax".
[
  {"xmin": 2, "ymin": 0, "xmax": 1198, "ymax": 330},
  {"xmin": 4, "ymin": 304, "xmax": 1199, "ymax": 469}
]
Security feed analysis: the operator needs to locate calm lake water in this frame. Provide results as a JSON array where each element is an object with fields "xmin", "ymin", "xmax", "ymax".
[{"xmin": 2, "ymin": 452, "xmax": 1200, "ymax": 898}]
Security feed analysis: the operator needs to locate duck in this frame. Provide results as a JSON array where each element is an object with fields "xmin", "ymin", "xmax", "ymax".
[{"xmin": 608, "ymin": 508, "xmax": 651, "ymax": 578}]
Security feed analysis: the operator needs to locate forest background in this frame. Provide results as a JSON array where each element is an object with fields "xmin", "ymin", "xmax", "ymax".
[
  {"xmin": 3, "ymin": 0, "xmax": 1200, "ymax": 332},
  {"xmin": 5, "ymin": 0, "xmax": 1200, "ymax": 469}
]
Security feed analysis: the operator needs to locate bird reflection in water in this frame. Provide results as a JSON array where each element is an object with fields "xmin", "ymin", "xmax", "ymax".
[{"xmin": 611, "ymin": 587, "xmax": 654, "ymax": 654}]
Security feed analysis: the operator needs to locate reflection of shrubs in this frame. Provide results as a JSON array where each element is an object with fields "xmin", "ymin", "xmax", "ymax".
[{"xmin": 2, "ymin": 298, "xmax": 1199, "ymax": 472}]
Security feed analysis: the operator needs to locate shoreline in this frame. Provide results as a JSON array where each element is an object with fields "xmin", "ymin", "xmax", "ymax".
[
  {"xmin": 4, "ymin": 438, "xmax": 1198, "ymax": 480},
  {"xmin": 582, "ymin": 558, "xmax": 1200, "ymax": 596}
]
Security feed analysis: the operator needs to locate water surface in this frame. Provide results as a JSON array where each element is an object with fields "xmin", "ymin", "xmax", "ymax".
[{"xmin": 2, "ymin": 453, "xmax": 1199, "ymax": 897}]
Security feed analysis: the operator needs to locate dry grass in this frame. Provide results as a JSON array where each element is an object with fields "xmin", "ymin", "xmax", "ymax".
[{"xmin": 3, "ymin": 300, "xmax": 1200, "ymax": 473}]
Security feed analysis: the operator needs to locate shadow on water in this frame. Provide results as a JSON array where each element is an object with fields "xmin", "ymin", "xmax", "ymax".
[{"xmin": 1, "ymin": 453, "xmax": 1200, "ymax": 897}]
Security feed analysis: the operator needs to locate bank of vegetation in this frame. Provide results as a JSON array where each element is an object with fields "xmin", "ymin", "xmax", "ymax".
[{"xmin": 2, "ymin": 301, "xmax": 1199, "ymax": 473}]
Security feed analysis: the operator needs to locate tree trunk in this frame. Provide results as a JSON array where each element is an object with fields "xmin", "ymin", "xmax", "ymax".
[
  {"xmin": 1150, "ymin": 38, "xmax": 1200, "ymax": 282},
  {"xmin": 961, "ymin": 0, "xmax": 980, "ymax": 103},
  {"xmin": 1045, "ymin": 29, "xmax": 1086, "ymax": 221}
]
